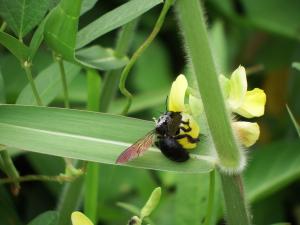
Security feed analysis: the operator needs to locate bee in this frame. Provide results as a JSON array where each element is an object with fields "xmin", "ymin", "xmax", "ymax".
[{"xmin": 116, "ymin": 111, "xmax": 200, "ymax": 164}]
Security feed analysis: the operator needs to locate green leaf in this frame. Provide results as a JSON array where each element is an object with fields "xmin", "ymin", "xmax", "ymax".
[
  {"xmin": 44, "ymin": 0, "xmax": 81, "ymax": 61},
  {"xmin": 16, "ymin": 62, "xmax": 81, "ymax": 106},
  {"xmin": 245, "ymin": 140, "xmax": 300, "ymax": 203},
  {"xmin": 175, "ymin": 174, "xmax": 208, "ymax": 225},
  {"xmin": 0, "ymin": 69, "xmax": 5, "ymax": 103},
  {"xmin": 0, "ymin": 31, "xmax": 31, "ymax": 61},
  {"xmin": 76, "ymin": 45, "xmax": 128, "ymax": 70},
  {"xmin": 80, "ymin": 0, "xmax": 98, "ymax": 15},
  {"xmin": 140, "ymin": 187, "xmax": 161, "ymax": 219},
  {"xmin": 27, "ymin": 211, "xmax": 59, "ymax": 225},
  {"xmin": 0, "ymin": 0, "xmax": 49, "ymax": 38},
  {"xmin": 76, "ymin": 0, "xmax": 163, "ymax": 49},
  {"xmin": 0, "ymin": 105, "xmax": 215, "ymax": 173},
  {"xmin": 29, "ymin": 19, "xmax": 47, "ymax": 59},
  {"xmin": 292, "ymin": 62, "xmax": 300, "ymax": 71},
  {"xmin": 44, "ymin": 0, "xmax": 128, "ymax": 70},
  {"xmin": 286, "ymin": 105, "xmax": 300, "ymax": 137}
]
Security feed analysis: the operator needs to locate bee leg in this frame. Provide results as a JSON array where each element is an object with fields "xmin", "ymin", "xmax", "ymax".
[
  {"xmin": 175, "ymin": 134, "xmax": 200, "ymax": 143},
  {"xmin": 180, "ymin": 119, "xmax": 190, "ymax": 125},
  {"xmin": 179, "ymin": 126, "xmax": 192, "ymax": 132}
]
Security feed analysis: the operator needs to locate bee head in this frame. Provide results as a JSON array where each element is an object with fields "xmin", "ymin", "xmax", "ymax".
[{"xmin": 155, "ymin": 112, "xmax": 172, "ymax": 135}]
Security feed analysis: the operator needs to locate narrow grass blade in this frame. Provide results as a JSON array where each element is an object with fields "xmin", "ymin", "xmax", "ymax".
[
  {"xmin": 286, "ymin": 105, "xmax": 300, "ymax": 137},
  {"xmin": 0, "ymin": 105, "xmax": 215, "ymax": 173},
  {"xmin": 76, "ymin": 0, "xmax": 163, "ymax": 49}
]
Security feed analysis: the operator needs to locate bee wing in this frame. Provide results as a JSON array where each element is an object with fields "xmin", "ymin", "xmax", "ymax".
[{"xmin": 116, "ymin": 130, "xmax": 156, "ymax": 164}]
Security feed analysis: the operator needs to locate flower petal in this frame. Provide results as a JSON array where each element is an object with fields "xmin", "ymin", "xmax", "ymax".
[
  {"xmin": 219, "ymin": 74, "xmax": 230, "ymax": 99},
  {"xmin": 71, "ymin": 212, "xmax": 94, "ymax": 225},
  {"xmin": 178, "ymin": 113, "xmax": 200, "ymax": 149},
  {"xmin": 188, "ymin": 94, "xmax": 203, "ymax": 117},
  {"xmin": 235, "ymin": 88, "xmax": 266, "ymax": 118},
  {"xmin": 228, "ymin": 66, "xmax": 247, "ymax": 110},
  {"xmin": 168, "ymin": 74, "xmax": 188, "ymax": 112},
  {"xmin": 233, "ymin": 121, "xmax": 260, "ymax": 147}
]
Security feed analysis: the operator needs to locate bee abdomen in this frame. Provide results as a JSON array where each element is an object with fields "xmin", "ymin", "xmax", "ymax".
[{"xmin": 155, "ymin": 136, "xmax": 189, "ymax": 162}]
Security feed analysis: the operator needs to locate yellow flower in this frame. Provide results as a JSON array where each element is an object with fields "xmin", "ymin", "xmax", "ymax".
[
  {"xmin": 168, "ymin": 74, "xmax": 188, "ymax": 112},
  {"xmin": 220, "ymin": 65, "xmax": 266, "ymax": 147},
  {"xmin": 71, "ymin": 211, "xmax": 94, "ymax": 225},
  {"xmin": 220, "ymin": 66, "xmax": 266, "ymax": 118},
  {"xmin": 168, "ymin": 75, "xmax": 200, "ymax": 149},
  {"xmin": 232, "ymin": 121, "xmax": 260, "ymax": 147}
]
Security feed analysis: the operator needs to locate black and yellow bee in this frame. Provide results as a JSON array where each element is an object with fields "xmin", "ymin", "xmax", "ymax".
[{"xmin": 116, "ymin": 110, "xmax": 200, "ymax": 163}]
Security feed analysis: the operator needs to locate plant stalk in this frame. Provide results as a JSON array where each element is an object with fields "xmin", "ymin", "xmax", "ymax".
[
  {"xmin": 57, "ymin": 21, "xmax": 138, "ymax": 225},
  {"xmin": 220, "ymin": 174, "xmax": 251, "ymax": 224},
  {"xmin": 176, "ymin": 0, "xmax": 244, "ymax": 172},
  {"xmin": 176, "ymin": 0, "xmax": 251, "ymax": 224},
  {"xmin": 119, "ymin": 0, "xmax": 174, "ymax": 115},
  {"xmin": 23, "ymin": 61, "xmax": 43, "ymax": 106},
  {"xmin": 203, "ymin": 170, "xmax": 215, "ymax": 225},
  {"xmin": 84, "ymin": 69, "xmax": 101, "ymax": 223},
  {"xmin": 0, "ymin": 150, "xmax": 20, "ymax": 195},
  {"xmin": 57, "ymin": 56, "xmax": 70, "ymax": 108},
  {"xmin": 0, "ymin": 173, "xmax": 81, "ymax": 184}
]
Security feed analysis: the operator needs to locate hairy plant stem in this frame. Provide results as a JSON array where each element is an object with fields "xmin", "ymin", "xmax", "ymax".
[
  {"xmin": 221, "ymin": 174, "xmax": 251, "ymax": 224},
  {"xmin": 176, "ymin": 0, "xmax": 251, "ymax": 224},
  {"xmin": 23, "ymin": 61, "xmax": 43, "ymax": 106},
  {"xmin": 119, "ymin": 0, "xmax": 174, "ymax": 115}
]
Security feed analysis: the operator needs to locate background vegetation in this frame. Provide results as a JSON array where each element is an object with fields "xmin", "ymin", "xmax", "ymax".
[{"xmin": 0, "ymin": 0, "xmax": 300, "ymax": 225}]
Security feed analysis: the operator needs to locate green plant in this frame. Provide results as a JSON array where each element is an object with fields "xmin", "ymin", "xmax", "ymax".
[{"xmin": 0, "ymin": 0, "xmax": 299, "ymax": 225}]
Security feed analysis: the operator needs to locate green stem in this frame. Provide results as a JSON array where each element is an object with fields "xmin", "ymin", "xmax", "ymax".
[
  {"xmin": 176, "ymin": 0, "xmax": 251, "ymax": 224},
  {"xmin": 57, "ymin": 56, "xmax": 70, "ymax": 108},
  {"xmin": 23, "ymin": 61, "xmax": 43, "ymax": 106},
  {"xmin": 0, "ymin": 150, "xmax": 20, "ymax": 195},
  {"xmin": 220, "ymin": 174, "xmax": 251, "ymax": 225},
  {"xmin": 176, "ymin": 0, "xmax": 244, "ymax": 172},
  {"xmin": 119, "ymin": 0, "xmax": 174, "ymax": 115},
  {"xmin": 0, "ymin": 173, "xmax": 81, "ymax": 184},
  {"xmin": 57, "ymin": 161, "xmax": 85, "ymax": 225},
  {"xmin": 203, "ymin": 170, "xmax": 215, "ymax": 225},
  {"xmin": 84, "ymin": 69, "xmax": 101, "ymax": 223},
  {"xmin": 57, "ymin": 22, "xmax": 138, "ymax": 225}
]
